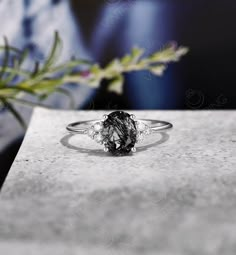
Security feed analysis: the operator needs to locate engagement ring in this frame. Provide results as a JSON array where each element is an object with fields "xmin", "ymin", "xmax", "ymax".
[{"xmin": 66, "ymin": 111, "xmax": 173, "ymax": 156}]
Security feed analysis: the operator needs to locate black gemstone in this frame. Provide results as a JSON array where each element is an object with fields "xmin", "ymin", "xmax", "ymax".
[{"xmin": 102, "ymin": 111, "xmax": 137, "ymax": 156}]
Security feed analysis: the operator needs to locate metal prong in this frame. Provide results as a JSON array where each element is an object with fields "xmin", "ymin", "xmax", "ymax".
[
  {"xmin": 104, "ymin": 146, "xmax": 109, "ymax": 152},
  {"xmin": 103, "ymin": 114, "xmax": 108, "ymax": 120},
  {"xmin": 130, "ymin": 114, "xmax": 136, "ymax": 120},
  {"xmin": 131, "ymin": 147, "xmax": 136, "ymax": 153}
]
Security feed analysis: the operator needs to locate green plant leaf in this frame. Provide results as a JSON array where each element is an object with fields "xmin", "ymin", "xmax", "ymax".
[
  {"xmin": 149, "ymin": 65, "xmax": 166, "ymax": 76},
  {"xmin": 36, "ymin": 31, "xmax": 62, "ymax": 76},
  {"xmin": 0, "ymin": 98, "xmax": 26, "ymax": 129},
  {"xmin": 108, "ymin": 75, "xmax": 124, "ymax": 94},
  {"xmin": 130, "ymin": 47, "xmax": 144, "ymax": 64},
  {"xmin": 0, "ymin": 37, "xmax": 10, "ymax": 85},
  {"xmin": 50, "ymin": 59, "xmax": 92, "ymax": 74},
  {"xmin": 3, "ymin": 49, "xmax": 29, "ymax": 85},
  {"xmin": 121, "ymin": 54, "xmax": 132, "ymax": 65},
  {"xmin": 175, "ymin": 47, "xmax": 189, "ymax": 61},
  {"xmin": 0, "ymin": 45, "xmax": 22, "ymax": 54},
  {"xmin": 55, "ymin": 87, "xmax": 75, "ymax": 109},
  {"xmin": 8, "ymin": 96, "xmax": 54, "ymax": 109},
  {"xmin": 90, "ymin": 64, "xmax": 101, "ymax": 75},
  {"xmin": 149, "ymin": 43, "xmax": 189, "ymax": 63},
  {"xmin": 121, "ymin": 47, "xmax": 144, "ymax": 66},
  {"xmin": 0, "ymin": 32, "xmax": 189, "ymax": 126},
  {"xmin": 0, "ymin": 86, "xmax": 36, "ymax": 96}
]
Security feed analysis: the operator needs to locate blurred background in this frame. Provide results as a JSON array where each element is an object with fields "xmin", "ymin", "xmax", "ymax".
[{"xmin": 0, "ymin": 0, "xmax": 236, "ymax": 186}]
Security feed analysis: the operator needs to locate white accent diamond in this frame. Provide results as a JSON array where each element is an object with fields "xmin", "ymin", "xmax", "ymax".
[
  {"xmin": 88, "ymin": 128, "xmax": 95, "ymax": 138},
  {"xmin": 137, "ymin": 121, "xmax": 146, "ymax": 131},
  {"xmin": 144, "ymin": 128, "xmax": 151, "ymax": 135},
  {"xmin": 94, "ymin": 134, "xmax": 103, "ymax": 143},
  {"xmin": 136, "ymin": 133, "xmax": 144, "ymax": 143},
  {"xmin": 94, "ymin": 122, "xmax": 103, "ymax": 132}
]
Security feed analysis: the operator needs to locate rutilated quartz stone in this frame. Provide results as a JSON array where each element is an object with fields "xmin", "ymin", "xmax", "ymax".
[{"xmin": 102, "ymin": 111, "xmax": 137, "ymax": 156}]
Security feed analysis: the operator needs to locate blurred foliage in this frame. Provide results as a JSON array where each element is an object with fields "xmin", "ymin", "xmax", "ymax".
[{"xmin": 0, "ymin": 32, "xmax": 188, "ymax": 128}]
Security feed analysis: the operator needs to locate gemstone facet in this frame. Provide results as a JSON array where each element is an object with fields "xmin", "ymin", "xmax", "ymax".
[{"xmin": 102, "ymin": 111, "xmax": 137, "ymax": 156}]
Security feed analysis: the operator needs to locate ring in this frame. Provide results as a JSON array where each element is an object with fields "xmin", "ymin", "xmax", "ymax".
[{"xmin": 66, "ymin": 111, "xmax": 173, "ymax": 156}]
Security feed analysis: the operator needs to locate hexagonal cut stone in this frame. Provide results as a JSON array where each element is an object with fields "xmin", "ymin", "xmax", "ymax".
[{"xmin": 102, "ymin": 111, "xmax": 137, "ymax": 156}]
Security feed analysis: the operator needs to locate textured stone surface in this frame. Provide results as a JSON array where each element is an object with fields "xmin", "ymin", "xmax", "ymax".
[{"xmin": 0, "ymin": 108, "xmax": 236, "ymax": 254}]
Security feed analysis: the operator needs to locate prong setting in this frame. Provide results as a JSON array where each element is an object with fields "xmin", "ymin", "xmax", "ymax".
[
  {"xmin": 130, "ymin": 114, "xmax": 136, "ymax": 120},
  {"xmin": 103, "ymin": 114, "xmax": 108, "ymax": 120},
  {"xmin": 104, "ymin": 146, "xmax": 109, "ymax": 152}
]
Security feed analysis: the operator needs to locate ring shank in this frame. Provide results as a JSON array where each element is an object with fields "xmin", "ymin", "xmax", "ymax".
[
  {"xmin": 66, "ymin": 119, "xmax": 173, "ymax": 134},
  {"xmin": 139, "ymin": 119, "xmax": 173, "ymax": 133}
]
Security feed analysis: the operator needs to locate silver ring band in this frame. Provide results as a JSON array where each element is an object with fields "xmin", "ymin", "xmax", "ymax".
[
  {"xmin": 66, "ymin": 111, "xmax": 173, "ymax": 156},
  {"xmin": 66, "ymin": 119, "xmax": 173, "ymax": 134}
]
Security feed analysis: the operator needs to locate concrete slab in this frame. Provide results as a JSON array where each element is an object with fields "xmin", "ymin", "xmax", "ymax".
[{"xmin": 0, "ymin": 108, "xmax": 236, "ymax": 254}]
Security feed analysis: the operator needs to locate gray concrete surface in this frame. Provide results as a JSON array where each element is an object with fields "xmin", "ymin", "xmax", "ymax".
[{"xmin": 0, "ymin": 108, "xmax": 236, "ymax": 255}]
